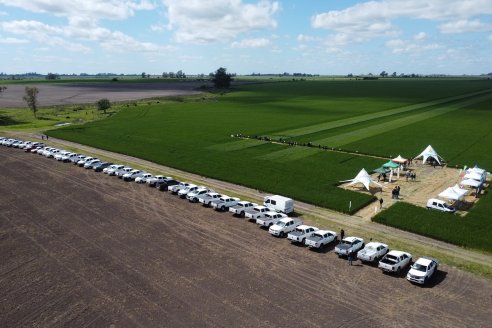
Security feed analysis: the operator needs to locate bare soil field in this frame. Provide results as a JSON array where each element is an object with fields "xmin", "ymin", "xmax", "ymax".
[
  {"xmin": 0, "ymin": 82, "xmax": 204, "ymax": 108},
  {"xmin": 1, "ymin": 147, "xmax": 491, "ymax": 327}
]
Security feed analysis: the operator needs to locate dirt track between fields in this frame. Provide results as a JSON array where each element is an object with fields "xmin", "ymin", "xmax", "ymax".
[
  {"xmin": 1, "ymin": 147, "xmax": 491, "ymax": 327},
  {"xmin": 0, "ymin": 82, "xmax": 204, "ymax": 108}
]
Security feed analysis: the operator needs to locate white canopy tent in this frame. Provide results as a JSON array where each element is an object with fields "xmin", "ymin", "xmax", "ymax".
[
  {"xmin": 466, "ymin": 167, "xmax": 486, "ymax": 175},
  {"xmin": 452, "ymin": 184, "xmax": 468, "ymax": 197},
  {"xmin": 392, "ymin": 155, "xmax": 408, "ymax": 164},
  {"xmin": 439, "ymin": 188, "xmax": 464, "ymax": 201},
  {"xmin": 460, "ymin": 179, "xmax": 481, "ymax": 188},
  {"xmin": 414, "ymin": 145, "xmax": 444, "ymax": 165},
  {"xmin": 439, "ymin": 184, "xmax": 468, "ymax": 201},
  {"xmin": 464, "ymin": 171, "xmax": 484, "ymax": 181},
  {"xmin": 340, "ymin": 168, "xmax": 383, "ymax": 191}
]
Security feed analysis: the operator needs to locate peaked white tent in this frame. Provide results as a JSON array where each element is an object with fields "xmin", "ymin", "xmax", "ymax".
[
  {"xmin": 392, "ymin": 155, "xmax": 408, "ymax": 164},
  {"xmin": 452, "ymin": 184, "xmax": 468, "ymax": 197},
  {"xmin": 464, "ymin": 171, "xmax": 484, "ymax": 181},
  {"xmin": 414, "ymin": 145, "xmax": 444, "ymax": 165},
  {"xmin": 466, "ymin": 166, "xmax": 486, "ymax": 175},
  {"xmin": 340, "ymin": 168, "xmax": 382, "ymax": 191},
  {"xmin": 460, "ymin": 179, "xmax": 481, "ymax": 188},
  {"xmin": 439, "ymin": 188, "xmax": 464, "ymax": 201}
]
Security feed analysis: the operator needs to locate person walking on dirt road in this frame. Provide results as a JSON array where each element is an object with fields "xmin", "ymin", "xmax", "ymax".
[{"xmin": 379, "ymin": 198, "xmax": 383, "ymax": 209}]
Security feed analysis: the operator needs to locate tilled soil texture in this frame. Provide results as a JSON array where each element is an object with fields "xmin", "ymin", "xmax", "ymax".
[
  {"xmin": 1, "ymin": 148, "xmax": 491, "ymax": 328},
  {"xmin": 0, "ymin": 82, "xmax": 204, "ymax": 108}
]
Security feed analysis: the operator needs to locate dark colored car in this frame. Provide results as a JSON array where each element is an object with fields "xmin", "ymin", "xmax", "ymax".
[
  {"xmin": 94, "ymin": 162, "xmax": 113, "ymax": 172},
  {"xmin": 158, "ymin": 179, "xmax": 180, "ymax": 191}
]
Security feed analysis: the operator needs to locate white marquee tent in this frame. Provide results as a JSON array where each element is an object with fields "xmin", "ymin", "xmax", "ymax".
[
  {"xmin": 340, "ymin": 168, "xmax": 382, "ymax": 191},
  {"xmin": 392, "ymin": 155, "xmax": 408, "ymax": 164},
  {"xmin": 464, "ymin": 171, "xmax": 484, "ymax": 181},
  {"xmin": 439, "ymin": 184, "xmax": 468, "ymax": 201},
  {"xmin": 460, "ymin": 179, "xmax": 481, "ymax": 188},
  {"xmin": 414, "ymin": 145, "xmax": 444, "ymax": 165}
]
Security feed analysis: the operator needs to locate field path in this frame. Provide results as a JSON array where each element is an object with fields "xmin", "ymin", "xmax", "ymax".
[{"xmin": 8, "ymin": 131, "xmax": 492, "ymax": 275}]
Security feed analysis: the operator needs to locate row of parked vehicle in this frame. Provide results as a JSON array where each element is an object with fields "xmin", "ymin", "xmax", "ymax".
[{"xmin": 1, "ymin": 136, "xmax": 440, "ymax": 285}]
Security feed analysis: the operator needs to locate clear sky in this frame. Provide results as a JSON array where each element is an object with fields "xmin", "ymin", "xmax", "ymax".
[{"xmin": 0, "ymin": 0, "xmax": 491, "ymax": 75}]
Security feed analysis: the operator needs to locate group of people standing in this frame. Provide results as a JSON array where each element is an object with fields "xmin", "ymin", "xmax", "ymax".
[
  {"xmin": 391, "ymin": 186, "xmax": 401, "ymax": 199},
  {"xmin": 405, "ymin": 170, "xmax": 417, "ymax": 181}
]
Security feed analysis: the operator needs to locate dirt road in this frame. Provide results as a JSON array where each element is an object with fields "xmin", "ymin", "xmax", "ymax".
[{"xmin": 1, "ymin": 147, "xmax": 492, "ymax": 327}]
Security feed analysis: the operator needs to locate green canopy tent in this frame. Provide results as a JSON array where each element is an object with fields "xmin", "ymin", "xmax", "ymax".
[
  {"xmin": 382, "ymin": 160, "xmax": 400, "ymax": 169},
  {"xmin": 373, "ymin": 166, "xmax": 390, "ymax": 174}
]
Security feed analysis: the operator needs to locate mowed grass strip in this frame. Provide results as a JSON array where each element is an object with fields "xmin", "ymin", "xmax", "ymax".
[
  {"xmin": 207, "ymin": 138, "xmax": 265, "ymax": 151},
  {"xmin": 313, "ymin": 92, "xmax": 492, "ymax": 147},
  {"xmin": 274, "ymin": 89, "xmax": 492, "ymax": 138},
  {"xmin": 257, "ymin": 145, "xmax": 320, "ymax": 162}
]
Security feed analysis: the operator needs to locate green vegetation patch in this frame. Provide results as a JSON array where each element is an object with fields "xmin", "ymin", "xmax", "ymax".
[{"xmin": 373, "ymin": 195, "xmax": 492, "ymax": 253}]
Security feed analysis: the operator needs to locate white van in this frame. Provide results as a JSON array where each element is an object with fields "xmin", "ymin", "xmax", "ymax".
[
  {"xmin": 426, "ymin": 198, "xmax": 456, "ymax": 213},
  {"xmin": 264, "ymin": 195, "xmax": 294, "ymax": 214}
]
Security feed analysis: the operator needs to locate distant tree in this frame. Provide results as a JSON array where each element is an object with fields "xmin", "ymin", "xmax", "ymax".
[
  {"xmin": 391, "ymin": 71, "xmax": 397, "ymax": 78},
  {"xmin": 141, "ymin": 72, "xmax": 146, "ymax": 78},
  {"xmin": 23, "ymin": 86, "xmax": 39, "ymax": 118},
  {"xmin": 96, "ymin": 98, "xmax": 111, "ymax": 114},
  {"xmin": 212, "ymin": 67, "xmax": 233, "ymax": 88},
  {"xmin": 46, "ymin": 72, "xmax": 59, "ymax": 80},
  {"xmin": 176, "ymin": 70, "xmax": 186, "ymax": 78},
  {"xmin": 162, "ymin": 72, "xmax": 169, "ymax": 78},
  {"xmin": 347, "ymin": 73, "xmax": 353, "ymax": 78},
  {"xmin": 380, "ymin": 71, "xmax": 388, "ymax": 77}
]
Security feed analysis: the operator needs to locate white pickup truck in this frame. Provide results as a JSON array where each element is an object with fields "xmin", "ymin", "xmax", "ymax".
[
  {"xmin": 245, "ymin": 206, "xmax": 270, "ymax": 221},
  {"xmin": 268, "ymin": 217, "xmax": 303, "ymax": 237},
  {"xmin": 229, "ymin": 201, "xmax": 257, "ymax": 217},
  {"xmin": 211, "ymin": 196, "xmax": 240, "ymax": 211},
  {"xmin": 406, "ymin": 257, "xmax": 439, "ymax": 285},
  {"xmin": 334, "ymin": 237, "xmax": 365, "ymax": 257},
  {"xmin": 305, "ymin": 230, "xmax": 337, "ymax": 249},
  {"xmin": 256, "ymin": 212, "xmax": 287, "ymax": 227},
  {"xmin": 199, "ymin": 192, "xmax": 222, "ymax": 206},
  {"xmin": 287, "ymin": 225, "xmax": 319, "ymax": 244},
  {"xmin": 357, "ymin": 242, "xmax": 389, "ymax": 263},
  {"xmin": 378, "ymin": 250, "xmax": 412, "ymax": 274}
]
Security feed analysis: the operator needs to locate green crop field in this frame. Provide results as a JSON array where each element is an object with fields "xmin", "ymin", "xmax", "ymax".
[
  {"xmin": 373, "ymin": 189, "xmax": 492, "ymax": 253},
  {"xmin": 46, "ymin": 79, "xmax": 492, "ymax": 219}
]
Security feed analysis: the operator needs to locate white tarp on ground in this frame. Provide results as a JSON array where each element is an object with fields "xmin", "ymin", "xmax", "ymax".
[
  {"xmin": 461, "ymin": 179, "xmax": 481, "ymax": 188},
  {"xmin": 414, "ymin": 145, "xmax": 444, "ymax": 165},
  {"xmin": 392, "ymin": 155, "xmax": 408, "ymax": 164},
  {"xmin": 340, "ymin": 168, "xmax": 383, "ymax": 191},
  {"xmin": 439, "ymin": 187, "xmax": 464, "ymax": 201}
]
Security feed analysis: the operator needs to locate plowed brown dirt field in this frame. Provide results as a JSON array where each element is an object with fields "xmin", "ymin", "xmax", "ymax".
[{"xmin": 1, "ymin": 147, "xmax": 491, "ymax": 327}]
